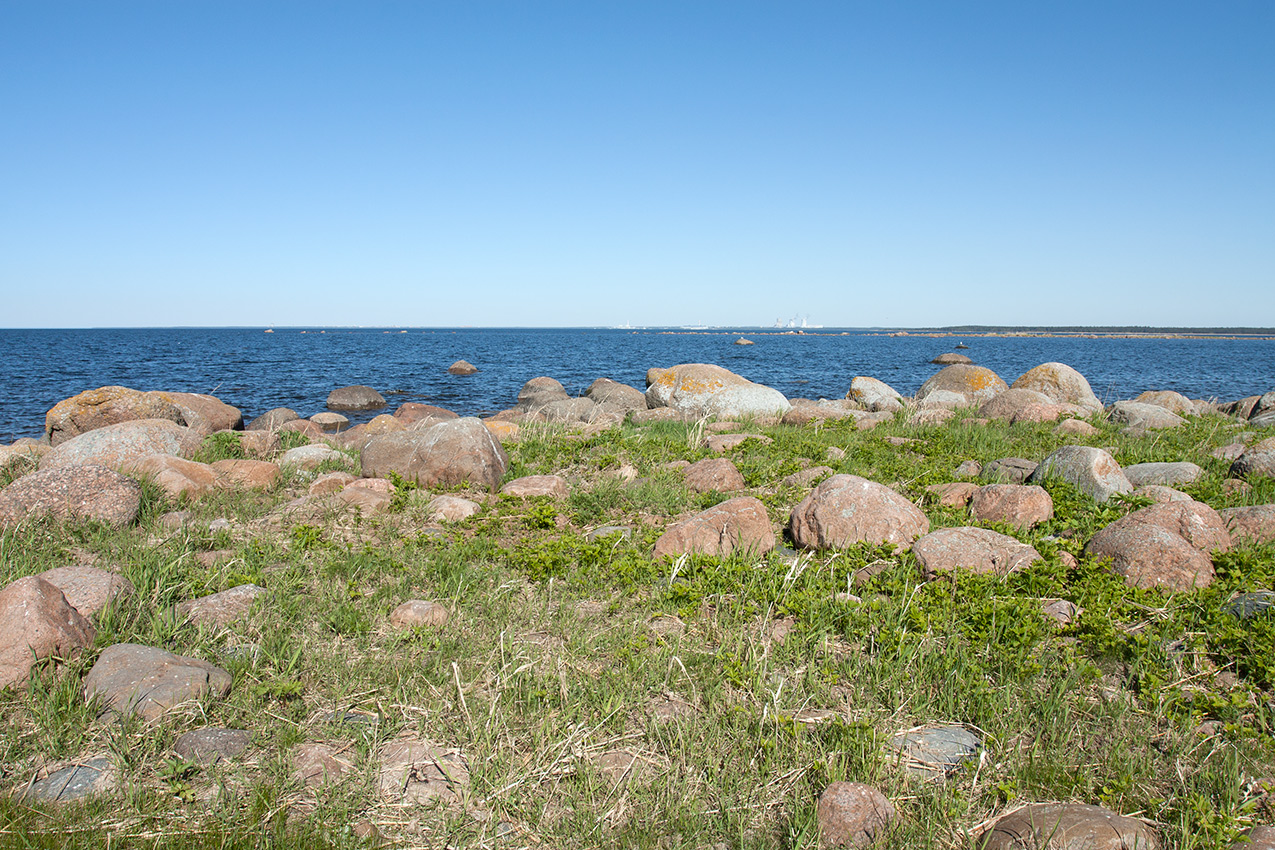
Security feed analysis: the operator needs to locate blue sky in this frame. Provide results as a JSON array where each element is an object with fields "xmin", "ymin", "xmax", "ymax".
[{"xmin": 2, "ymin": 1, "xmax": 1272, "ymax": 328}]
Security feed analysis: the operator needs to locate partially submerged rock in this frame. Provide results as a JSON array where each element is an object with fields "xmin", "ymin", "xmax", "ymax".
[{"xmin": 326, "ymin": 385, "xmax": 386, "ymax": 411}]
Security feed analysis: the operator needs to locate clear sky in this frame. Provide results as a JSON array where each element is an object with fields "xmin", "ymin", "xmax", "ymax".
[{"xmin": 2, "ymin": 1, "xmax": 1272, "ymax": 328}]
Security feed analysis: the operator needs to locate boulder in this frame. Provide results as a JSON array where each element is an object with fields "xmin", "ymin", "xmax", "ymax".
[
  {"xmin": 1086, "ymin": 520, "xmax": 1215, "ymax": 592},
  {"xmin": 1230, "ymin": 436, "xmax": 1275, "ymax": 479},
  {"xmin": 45, "ymin": 386, "xmax": 189, "ymax": 445},
  {"xmin": 501, "ymin": 475, "xmax": 570, "ymax": 498},
  {"xmin": 646, "ymin": 364, "xmax": 791, "ymax": 421},
  {"xmin": 337, "ymin": 481, "xmax": 393, "ymax": 514},
  {"xmin": 1027, "ymin": 446, "xmax": 1132, "ymax": 502},
  {"xmin": 1053, "ymin": 418, "xmax": 1100, "ymax": 437},
  {"xmin": 123, "ymin": 454, "xmax": 219, "ymax": 500},
  {"xmin": 931, "ymin": 353, "xmax": 972, "ymax": 365},
  {"xmin": 211, "ymin": 459, "xmax": 280, "ymax": 490},
  {"xmin": 913, "ymin": 527, "xmax": 1042, "ymax": 578},
  {"xmin": 326, "ymin": 385, "xmax": 386, "ymax": 411},
  {"xmin": 1011, "ymin": 363, "xmax": 1103, "ymax": 413},
  {"xmin": 0, "ymin": 576, "xmax": 96, "ymax": 689},
  {"xmin": 177, "ymin": 585, "xmax": 267, "ymax": 628},
  {"xmin": 394, "ymin": 403, "xmax": 459, "ymax": 425},
  {"xmin": 309, "ymin": 471, "xmax": 357, "ymax": 494},
  {"xmin": 682, "ymin": 458, "xmax": 746, "ymax": 493},
  {"xmin": 84, "ymin": 643, "xmax": 232, "ymax": 721},
  {"xmin": 978, "ymin": 389, "xmax": 1072, "ymax": 422},
  {"xmin": 279, "ymin": 444, "xmax": 348, "ymax": 470},
  {"xmin": 969, "ymin": 484, "xmax": 1053, "ymax": 529},
  {"xmin": 1122, "ymin": 462, "xmax": 1204, "ymax": 487},
  {"xmin": 448, "ymin": 360, "xmax": 478, "ymax": 375},
  {"xmin": 37, "ymin": 566, "xmax": 133, "ymax": 619},
  {"xmin": 1134, "ymin": 390, "xmax": 1195, "ymax": 415},
  {"xmin": 1218, "ymin": 504, "xmax": 1275, "ymax": 543},
  {"xmin": 1134, "ymin": 485, "xmax": 1193, "ymax": 503},
  {"xmin": 236, "ymin": 429, "xmax": 280, "ymax": 458},
  {"xmin": 389, "ymin": 600, "xmax": 449, "ymax": 629},
  {"xmin": 516, "ymin": 377, "xmax": 570, "ymax": 411},
  {"xmin": 789, "ymin": 475, "xmax": 929, "ymax": 550},
  {"xmin": 585, "ymin": 378, "xmax": 647, "ymax": 410},
  {"xmin": 40, "ymin": 420, "xmax": 202, "ymax": 471},
  {"xmin": 982, "ymin": 458, "xmax": 1038, "ymax": 485},
  {"xmin": 846, "ymin": 377, "xmax": 904, "ymax": 413},
  {"xmin": 925, "ymin": 482, "xmax": 978, "ymax": 507},
  {"xmin": 0, "ymin": 465, "xmax": 141, "ymax": 528},
  {"xmin": 427, "ymin": 495, "xmax": 481, "ymax": 522},
  {"xmin": 652, "ymin": 496, "xmax": 775, "ymax": 559},
  {"xmin": 1108, "ymin": 401, "xmax": 1185, "ymax": 433},
  {"xmin": 245, "ymin": 407, "xmax": 299, "ymax": 431},
  {"xmin": 978, "ymin": 802, "xmax": 1159, "ymax": 850},
  {"xmin": 541, "ymin": 397, "xmax": 599, "ymax": 424},
  {"xmin": 335, "ymin": 414, "xmax": 406, "ymax": 450},
  {"xmin": 915, "ymin": 365, "xmax": 1007, "ymax": 407},
  {"xmin": 155, "ymin": 392, "xmax": 243, "ymax": 434},
  {"xmin": 816, "ymin": 782, "xmax": 894, "ymax": 849},
  {"xmin": 309, "ymin": 412, "xmax": 349, "ymax": 433},
  {"xmin": 1110, "ymin": 501, "xmax": 1231, "ymax": 553},
  {"xmin": 361, "ymin": 418, "xmax": 509, "ymax": 491}
]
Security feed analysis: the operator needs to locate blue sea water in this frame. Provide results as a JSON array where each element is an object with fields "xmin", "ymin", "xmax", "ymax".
[{"xmin": 1, "ymin": 327, "xmax": 1273, "ymax": 444}]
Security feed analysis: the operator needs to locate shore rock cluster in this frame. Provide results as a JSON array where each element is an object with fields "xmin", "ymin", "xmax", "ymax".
[{"xmin": 2, "ymin": 358, "xmax": 1274, "ymax": 845}]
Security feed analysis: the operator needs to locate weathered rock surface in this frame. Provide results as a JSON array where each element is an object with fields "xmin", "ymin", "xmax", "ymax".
[
  {"xmin": 45, "ymin": 386, "xmax": 189, "ymax": 445},
  {"xmin": 1028, "ymin": 446, "xmax": 1132, "ymax": 502},
  {"xmin": 1086, "ymin": 520, "xmax": 1215, "ymax": 592},
  {"xmin": 1111, "ymin": 501, "xmax": 1231, "ymax": 553},
  {"xmin": 378, "ymin": 738, "xmax": 470, "ymax": 803},
  {"xmin": 682, "ymin": 457, "xmax": 746, "ymax": 493},
  {"xmin": 982, "ymin": 458, "xmax": 1039, "ymax": 485},
  {"xmin": 1218, "ymin": 504, "xmax": 1275, "ymax": 543},
  {"xmin": 978, "ymin": 802, "xmax": 1159, "ymax": 850},
  {"xmin": 309, "ymin": 471, "xmax": 357, "ymax": 494},
  {"xmin": 1231, "ymin": 437, "xmax": 1275, "ymax": 479},
  {"xmin": 782, "ymin": 466, "xmax": 835, "ymax": 488},
  {"xmin": 123, "ymin": 454, "xmax": 219, "ymax": 500},
  {"xmin": 1011, "ymin": 363, "xmax": 1103, "ymax": 413},
  {"xmin": 0, "ymin": 464, "xmax": 141, "ymax": 528},
  {"xmin": 977, "ymin": 389, "xmax": 1055, "ymax": 421},
  {"xmin": 389, "ymin": 600, "xmax": 449, "ymax": 629},
  {"xmin": 280, "ymin": 444, "xmax": 348, "ymax": 470},
  {"xmin": 427, "ymin": 495, "xmax": 481, "ymax": 522},
  {"xmin": 37, "ymin": 566, "xmax": 133, "ymax": 619},
  {"xmin": 155, "ymin": 392, "xmax": 243, "ymax": 435},
  {"xmin": 174, "ymin": 727, "xmax": 251, "ymax": 765},
  {"xmin": 211, "ymin": 458, "xmax": 281, "ymax": 490},
  {"xmin": 0, "ymin": 576, "xmax": 96, "ymax": 689},
  {"xmin": 361, "ymin": 418, "xmax": 509, "ymax": 491},
  {"xmin": 926, "ymin": 482, "xmax": 978, "ymax": 507},
  {"xmin": 394, "ymin": 403, "xmax": 459, "ymax": 425},
  {"xmin": 913, "ymin": 527, "xmax": 1041, "ymax": 578},
  {"xmin": 1053, "ymin": 418, "xmax": 1100, "ymax": 437},
  {"xmin": 448, "ymin": 360, "xmax": 478, "ymax": 375},
  {"xmin": 501, "ymin": 474, "xmax": 569, "ymax": 498},
  {"xmin": 1123, "ymin": 462, "xmax": 1204, "ymax": 487},
  {"xmin": 19, "ymin": 757, "xmax": 117, "ymax": 803},
  {"xmin": 245, "ymin": 408, "xmax": 299, "ymax": 431},
  {"xmin": 931, "ymin": 352, "xmax": 972, "ymax": 365},
  {"xmin": 309, "ymin": 412, "xmax": 349, "ymax": 433},
  {"xmin": 40, "ymin": 420, "xmax": 202, "ymax": 471},
  {"xmin": 585, "ymin": 378, "xmax": 647, "ymax": 410},
  {"xmin": 706, "ymin": 433, "xmax": 773, "ymax": 453},
  {"xmin": 889, "ymin": 724, "xmax": 981, "ymax": 780},
  {"xmin": 915, "ymin": 365, "xmax": 1007, "ymax": 407},
  {"xmin": 293, "ymin": 743, "xmax": 353, "ymax": 787},
  {"xmin": 84, "ymin": 644, "xmax": 232, "ymax": 721},
  {"xmin": 1134, "ymin": 390, "xmax": 1195, "ymax": 415},
  {"xmin": 646, "ymin": 363, "xmax": 791, "ymax": 420},
  {"xmin": 789, "ymin": 475, "xmax": 930, "ymax": 550},
  {"xmin": 516, "ymin": 377, "xmax": 570, "ymax": 411},
  {"xmin": 969, "ymin": 484, "xmax": 1053, "ymax": 528},
  {"xmin": 846, "ymin": 377, "xmax": 904, "ymax": 413},
  {"xmin": 653, "ymin": 497, "xmax": 775, "ymax": 559},
  {"xmin": 326, "ymin": 385, "xmax": 386, "ymax": 411},
  {"xmin": 1108, "ymin": 401, "xmax": 1185, "ymax": 433},
  {"xmin": 816, "ymin": 781, "xmax": 894, "ymax": 848},
  {"xmin": 177, "ymin": 585, "xmax": 267, "ymax": 628},
  {"xmin": 1134, "ymin": 485, "xmax": 1193, "ymax": 503}
]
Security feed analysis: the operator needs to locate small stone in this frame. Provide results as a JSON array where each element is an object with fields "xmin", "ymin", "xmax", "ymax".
[
  {"xmin": 1041, "ymin": 598, "xmax": 1080, "ymax": 625},
  {"xmin": 293, "ymin": 742, "xmax": 353, "ymax": 787},
  {"xmin": 20, "ymin": 757, "xmax": 117, "ymax": 803},
  {"xmin": 448, "ymin": 360, "xmax": 479, "ymax": 375},
  {"xmin": 378, "ymin": 738, "xmax": 470, "ymax": 803},
  {"xmin": 595, "ymin": 749, "xmax": 642, "ymax": 785},
  {"xmin": 501, "ymin": 474, "xmax": 570, "ymax": 498},
  {"xmin": 816, "ymin": 782, "xmax": 894, "ymax": 848},
  {"xmin": 177, "ymin": 584, "xmax": 267, "ymax": 628},
  {"xmin": 173, "ymin": 727, "xmax": 251, "ymax": 765},
  {"xmin": 889, "ymin": 724, "xmax": 981, "ymax": 780},
  {"xmin": 925, "ymin": 482, "xmax": 978, "ymax": 507},
  {"xmin": 954, "ymin": 460, "xmax": 982, "ymax": 478},
  {"xmin": 1224, "ymin": 591, "xmax": 1275, "ymax": 620},
  {"xmin": 706, "ymin": 433, "xmax": 773, "ymax": 453},
  {"xmin": 427, "ymin": 495, "xmax": 480, "ymax": 522},
  {"xmin": 981, "ymin": 457, "xmax": 1038, "ymax": 484},
  {"xmin": 683, "ymin": 457, "xmax": 746, "ymax": 493},
  {"xmin": 389, "ymin": 600, "xmax": 449, "ymax": 629}
]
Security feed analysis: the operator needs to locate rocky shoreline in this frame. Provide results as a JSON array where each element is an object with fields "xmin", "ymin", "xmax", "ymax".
[{"xmin": 1, "ymin": 358, "xmax": 1274, "ymax": 848}]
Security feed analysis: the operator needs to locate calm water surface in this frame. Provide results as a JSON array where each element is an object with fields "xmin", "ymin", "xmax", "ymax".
[{"xmin": 1, "ymin": 328, "xmax": 1272, "ymax": 444}]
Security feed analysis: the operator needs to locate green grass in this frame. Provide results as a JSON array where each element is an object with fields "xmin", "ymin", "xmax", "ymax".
[{"xmin": 1, "ymin": 411, "xmax": 1273, "ymax": 848}]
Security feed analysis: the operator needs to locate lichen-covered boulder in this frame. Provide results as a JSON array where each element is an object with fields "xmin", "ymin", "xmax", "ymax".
[
  {"xmin": 915, "ymin": 365, "xmax": 1007, "ymax": 408},
  {"xmin": 1011, "ymin": 363, "xmax": 1103, "ymax": 413},
  {"xmin": 646, "ymin": 364, "xmax": 791, "ymax": 421},
  {"xmin": 45, "ymin": 386, "xmax": 189, "ymax": 445},
  {"xmin": 789, "ymin": 475, "xmax": 929, "ymax": 550},
  {"xmin": 846, "ymin": 377, "xmax": 904, "ymax": 413},
  {"xmin": 361, "ymin": 418, "xmax": 509, "ymax": 491},
  {"xmin": 40, "ymin": 420, "xmax": 202, "ymax": 471}
]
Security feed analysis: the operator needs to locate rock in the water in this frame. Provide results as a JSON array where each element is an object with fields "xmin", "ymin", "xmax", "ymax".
[
  {"xmin": 40, "ymin": 419, "xmax": 202, "ymax": 471},
  {"xmin": 501, "ymin": 474, "xmax": 570, "ymax": 498},
  {"xmin": 45, "ymin": 386, "xmax": 189, "ymax": 445},
  {"xmin": 177, "ymin": 584, "xmax": 267, "ymax": 628},
  {"xmin": 361, "ymin": 418, "xmax": 509, "ymax": 491},
  {"xmin": 915, "ymin": 364, "xmax": 1007, "ymax": 407},
  {"xmin": 1011, "ymin": 363, "xmax": 1104, "ymax": 413},
  {"xmin": 0, "ymin": 576, "xmax": 96, "ymax": 689},
  {"xmin": 982, "ymin": 457, "xmax": 1038, "ymax": 485},
  {"xmin": 123, "ymin": 454, "xmax": 219, "ymax": 500},
  {"xmin": 683, "ymin": 458, "xmax": 746, "ymax": 493},
  {"xmin": 1218, "ymin": 504, "xmax": 1275, "ymax": 543},
  {"xmin": 646, "ymin": 363, "xmax": 791, "ymax": 421},
  {"xmin": 969, "ymin": 484, "xmax": 1053, "ymax": 528},
  {"xmin": 931, "ymin": 352, "xmax": 973, "ymax": 365},
  {"xmin": 978, "ymin": 802, "xmax": 1159, "ymax": 850},
  {"xmin": 1122, "ymin": 462, "xmax": 1204, "ymax": 487},
  {"xmin": 389, "ymin": 600, "xmax": 449, "ymax": 629},
  {"xmin": 1028, "ymin": 446, "xmax": 1132, "ymax": 502},
  {"xmin": 37, "ymin": 566, "xmax": 133, "ymax": 619},
  {"xmin": 585, "ymin": 378, "xmax": 648, "ymax": 410},
  {"xmin": 326, "ymin": 385, "xmax": 386, "ymax": 411},
  {"xmin": 889, "ymin": 724, "xmax": 981, "ymax": 780},
  {"xmin": 84, "ymin": 643, "xmax": 232, "ymax": 721},
  {"xmin": 789, "ymin": 474, "xmax": 930, "ymax": 550},
  {"xmin": 653, "ymin": 496, "xmax": 775, "ymax": 559},
  {"xmin": 816, "ymin": 781, "xmax": 894, "ymax": 848},
  {"xmin": 448, "ymin": 360, "xmax": 479, "ymax": 375},
  {"xmin": 1108, "ymin": 401, "xmax": 1185, "ymax": 433},
  {"xmin": 174, "ymin": 727, "xmax": 251, "ymax": 765},
  {"xmin": 19, "ymin": 757, "xmax": 117, "ymax": 802},
  {"xmin": 0, "ymin": 464, "xmax": 141, "ymax": 528},
  {"xmin": 378, "ymin": 738, "xmax": 470, "ymax": 803},
  {"xmin": 1230, "ymin": 436, "xmax": 1275, "ymax": 479},
  {"xmin": 246, "ymin": 408, "xmax": 299, "ymax": 431},
  {"xmin": 846, "ymin": 377, "xmax": 904, "ymax": 413},
  {"xmin": 427, "ymin": 495, "xmax": 481, "ymax": 522},
  {"xmin": 913, "ymin": 527, "xmax": 1041, "ymax": 578}
]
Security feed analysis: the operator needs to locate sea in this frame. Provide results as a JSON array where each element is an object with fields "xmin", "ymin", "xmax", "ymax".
[{"xmin": 2, "ymin": 327, "xmax": 1273, "ymax": 444}]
